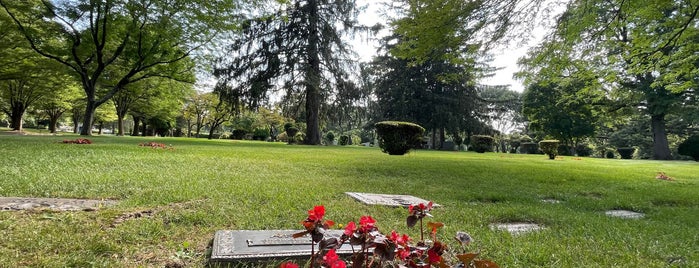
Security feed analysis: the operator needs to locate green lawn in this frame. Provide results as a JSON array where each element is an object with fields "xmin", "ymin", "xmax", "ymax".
[{"xmin": 0, "ymin": 133, "xmax": 697, "ymax": 267}]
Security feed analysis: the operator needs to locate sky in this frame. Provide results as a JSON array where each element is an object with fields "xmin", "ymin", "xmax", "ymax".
[{"xmin": 352, "ymin": 0, "xmax": 553, "ymax": 93}]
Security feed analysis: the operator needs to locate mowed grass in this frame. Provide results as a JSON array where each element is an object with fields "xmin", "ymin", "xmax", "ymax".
[{"xmin": 0, "ymin": 133, "xmax": 697, "ymax": 267}]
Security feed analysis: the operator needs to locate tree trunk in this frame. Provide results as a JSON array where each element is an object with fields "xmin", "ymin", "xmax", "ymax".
[
  {"xmin": 651, "ymin": 114, "xmax": 673, "ymax": 160},
  {"xmin": 47, "ymin": 110, "xmax": 64, "ymax": 134},
  {"xmin": 98, "ymin": 121, "xmax": 104, "ymax": 135},
  {"xmin": 117, "ymin": 113, "xmax": 125, "ymax": 136},
  {"xmin": 80, "ymin": 100, "xmax": 97, "ymax": 136},
  {"xmin": 9, "ymin": 102, "xmax": 25, "ymax": 131},
  {"xmin": 304, "ymin": 0, "xmax": 321, "ymax": 145},
  {"xmin": 431, "ymin": 128, "xmax": 437, "ymax": 149},
  {"xmin": 439, "ymin": 128, "xmax": 445, "ymax": 150},
  {"xmin": 132, "ymin": 115, "xmax": 140, "ymax": 136}
]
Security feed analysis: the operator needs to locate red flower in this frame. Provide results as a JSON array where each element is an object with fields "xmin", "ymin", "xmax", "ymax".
[
  {"xmin": 359, "ymin": 215, "xmax": 376, "ymax": 232},
  {"xmin": 323, "ymin": 249, "xmax": 346, "ymax": 268},
  {"xmin": 427, "ymin": 248, "xmax": 441, "ymax": 264},
  {"xmin": 280, "ymin": 262, "xmax": 299, "ymax": 268},
  {"xmin": 308, "ymin": 205, "xmax": 325, "ymax": 221},
  {"xmin": 343, "ymin": 221, "xmax": 357, "ymax": 236},
  {"xmin": 397, "ymin": 248, "xmax": 411, "ymax": 261}
]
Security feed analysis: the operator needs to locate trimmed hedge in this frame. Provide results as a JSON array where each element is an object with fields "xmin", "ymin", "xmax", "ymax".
[
  {"xmin": 286, "ymin": 127, "xmax": 299, "ymax": 144},
  {"xmin": 339, "ymin": 135, "xmax": 349, "ymax": 146},
  {"xmin": 520, "ymin": 142, "xmax": 539, "ymax": 154},
  {"xmin": 539, "ymin": 140, "xmax": 560, "ymax": 159},
  {"xmin": 375, "ymin": 121, "xmax": 425, "ymax": 155},
  {"xmin": 470, "ymin": 135, "xmax": 494, "ymax": 153},
  {"xmin": 617, "ymin": 147, "xmax": 635, "ymax": 159},
  {"xmin": 678, "ymin": 135, "xmax": 699, "ymax": 161}
]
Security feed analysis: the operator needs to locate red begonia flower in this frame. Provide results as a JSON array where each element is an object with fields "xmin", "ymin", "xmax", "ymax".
[
  {"xmin": 359, "ymin": 215, "xmax": 376, "ymax": 232},
  {"xmin": 344, "ymin": 221, "xmax": 357, "ymax": 236},
  {"xmin": 280, "ymin": 262, "xmax": 299, "ymax": 268},
  {"xmin": 308, "ymin": 205, "xmax": 325, "ymax": 221}
]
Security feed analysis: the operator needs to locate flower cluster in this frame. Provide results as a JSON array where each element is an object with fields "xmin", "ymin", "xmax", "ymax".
[
  {"xmin": 138, "ymin": 142, "xmax": 174, "ymax": 150},
  {"xmin": 62, "ymin": 138, "xmax": 92, "ymax": 144},
  {"xmin": 284, "ymin": 203, "xmax": 498, "ymax": 268}
]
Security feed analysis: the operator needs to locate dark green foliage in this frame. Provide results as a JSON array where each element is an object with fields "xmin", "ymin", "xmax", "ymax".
[
  {"xmin": 325, "ymin": 131, "xmax": 335, "ymax": 145},
  {"xmin": 284, "ymin": 123, "xmax": 294, "ymax": 132},
  {"xmin": 616, "ymin": 147, "xmax": 635, "ymax": 159},
  {"xmin": 539, "ymin": 140, "xmax": 560, "ymax": 159},
  {"xmin": 678, "ymin": 135, "xmax": 699, "ymax": 161},
  {"xmin": 214, "ymin": 0, "xmax": 361, "ymax": 145},
  {"xmin": 339, "ymin": 135, "xmax": 349, "ymax": 146},
  {"xmin": 470, "ymin": 135, "xmax": 494, "ymax": 153},
  {"xmin": 522, "ymin": 81, "xmax": 597, "ymax": 147},
  {"xmin": 231, "ymin": 129, "xmax": 247, "ymax": 140},
  {"xmin": 558, "ymin": 144, "xmax": 574, "ymax": 156},
  {"xmin": 606, "ymin": 150, "xmax": 616, "ymax": 159},
  {"xmin": 375, "ymin": 121, "xmax": 425, "ymax": 155},
  {"xmin": 520, "ymin": 142, "xmax": 539, "ymax": 154},
  {"xmin": 286, "ymin": 127, "xmax": 299, "ymax": 144},
  {"xmin": 252, "ymin": 128, "xmax": 269, "ymax": 141},
  {"xmin": 575, "ymin": 144, "xmax": 592, "ymax": 157}
]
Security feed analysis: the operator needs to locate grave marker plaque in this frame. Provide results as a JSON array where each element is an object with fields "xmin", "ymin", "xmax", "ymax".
[
  {"xmin": 211, "ymin": 230, "xmax": 353, "ymax": 262},
  {"xmin": 345, "ymin": 192, "xmax": 439, "ymax": 208}
]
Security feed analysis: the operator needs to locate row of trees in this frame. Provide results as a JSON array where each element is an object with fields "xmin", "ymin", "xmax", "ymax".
[
  {"xmin": 518, "ymin": 0, "xmax": 699, "ymax": 160},
  {"xmin": 2, "ymin": 1, "xmax": 696, "ymax": 160}
]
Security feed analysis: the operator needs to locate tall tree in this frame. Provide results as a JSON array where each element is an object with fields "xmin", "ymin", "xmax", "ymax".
[
  {"xmin": 521, "ymin": 0, "xmax": 699, "ymax": 160},
  {"xmin": 214, "ymin": 0, "xmax": 362, "ymax": 145},
  {"xmin": 0, "ymin": 0, "xmax": 240, "ymax": 135}
]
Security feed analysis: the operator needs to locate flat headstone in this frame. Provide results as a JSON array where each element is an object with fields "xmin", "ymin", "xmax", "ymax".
[
  {"xmin": 345, "ymin": 192, "xmax": 439, "ymax": 208},
  {"xmin": 211, "ymin": 230, "xmax": 353, "ymax": 262},
  {"xmin": 605, "ymin": 210, "xmax": 645, "ymax": 219},
  {"xmin": 0, "ymin": 197, "xmax": 117, "ymax": 212},
  {"xmin": 490, "ymin": 223, "xmax": 545, "ymax": 235},
  {"xmin": 541, "ymin": 199, "xmax": 562, "ymax": 204}
]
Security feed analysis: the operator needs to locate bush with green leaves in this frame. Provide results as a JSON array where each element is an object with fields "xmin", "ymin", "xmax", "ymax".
[
  {"xmin": 375, "ymin": 121, "xmax": 425, "ymax": 155},
  {"xmin": 470, "ymin": 135, "xmax": 494, "ymax": 153},
  {"xmin": 286, "ymin": 127, "xmax": 299, "ymax": 144},
  {"xmin": 324, "ymin": 131, "xmax": 335, "ymax": 145},
  {"xmin": 351, "ymin": 135, "xmax": 361, "ymax": 145},
  {"xmin": 558, "ymin": 144, "xmax": 574, "ymax": 156},
  {"xmin": 575, "ymin": 143, "xmax": 592, "ymax": 157},
  {"xmin": 678, "ymin": 135, "xmax": 699, "ymax": 161},
  {"xmin": 617, "ymin": 147, "xmax": 635, "ymax": 159},
  {"xmin": 520, "ymin": 142, "xmax": 539, "ymax": 154},
  {"xmin": 339, "ymin": 135, "xmax": 349, "ymax": 146},
  {"xmin": 231, "ymin": 129, "xmax": 247, "ymax": 140},
  {"xmin": 539, "ymin": 140, "xmax": 560, "ymax": 159},
  {"xmin": 252, "ymin": 128, "xmax": 270, "ymax": 141},
  {"xmin": 606, "ymin": 150, "xmax": 616, "ymax": 159}
]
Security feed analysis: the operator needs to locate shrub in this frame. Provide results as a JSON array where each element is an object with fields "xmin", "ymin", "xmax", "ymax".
[
  {"xmin": 558, "ymin": 144, "xmax": 574, "ymax": 156},
  {"xmin": 575, "ymin": 144, "xmax": 592, "ymax": 157},
  {"xmin": 469, "ymin": 135, "xmax": 494, "ymax": 153},
  {"xmin": 294, "ymin": 132, "xmax": 306, "ymax": 144},
  {"xmin": 606, "ymin": 150, "xmax": 616, "ymax": 159},
  {"xmin": 325, "ymin": 131, "xmax": 335, "ymax": 145},
  {"xmin": 520, "ymin": 142, "xmax": 539, "ymax": 154},
  {"xmin": 351, "ymin": 135, "xmax": 361, "ymax": 146},
  {"xmin": 276, "ymin": 132, "xmax": 288, "ymax": 142},
  {"xmin": 339, "ymin": 135, "xmax": 349, "ymax": 146},
  {"xmin": 231, "ymin": 129, "xmax": 247, "ymax": 140},
  {"xmin": 286, "ymin": 127, "xmax": 299, "ymax": 144},
  {"xmin": 539, "ymin": 140, "xmax": 560, "ymax": 159},
  {"xmin": 617, "ymin": 147, "xmax": 635, "ymax": 159},
  {"xmin": 678, "ymin": 135, "xmax": 699, "ymax": 161},
  {"xmin": 374, "ymin": 121, "xmax": 425, "ymax": 155},
  {"xmin": 252, "ymin": 128, "xmax": 269, "ymax": 141}
]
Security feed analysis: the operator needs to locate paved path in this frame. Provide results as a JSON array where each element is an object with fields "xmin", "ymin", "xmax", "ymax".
[{"xmin": 0, "ymin": 197, "xmax": 117, "ymax": 212}]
